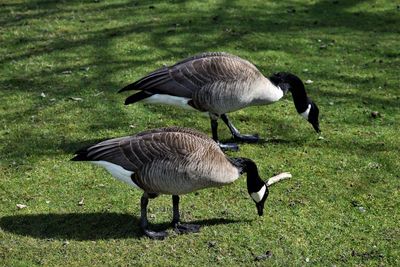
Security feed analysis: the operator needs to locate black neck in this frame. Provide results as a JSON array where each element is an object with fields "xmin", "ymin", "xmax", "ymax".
[
  {"xmin": 269, "ymin": 73, "xmax": 310, "ymax": 114},
  {"xmin": 287, "ymin": 77, "xmax": 309, "ymax": 114},
  {"xmin": 229, "ymin": 157, "xmax": 264, "ymax": 193}
]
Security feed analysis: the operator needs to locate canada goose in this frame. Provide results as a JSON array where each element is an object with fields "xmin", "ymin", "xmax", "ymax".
[
  {"xmin": 71, "ymin": 127, "xmax": 291, "ymax": 239},
  {"xmin": 119, "ymin": 52, "xmax": 320, "ymax": 151}
]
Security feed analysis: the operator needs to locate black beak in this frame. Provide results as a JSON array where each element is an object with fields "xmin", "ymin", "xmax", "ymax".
[
  {"xmin": 256, "ymin": 202, "xmax": 264, "ymax": 216},
  {"xmin": 312, "ymin": 122, "xmax": 321, "ymax": 133}
]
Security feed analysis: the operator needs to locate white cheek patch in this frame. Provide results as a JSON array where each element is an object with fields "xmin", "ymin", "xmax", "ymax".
[
  {"xmin": 91, "ymin": 161, "xmax": 140, "ymax": 189},
  {"xmin": 300, "ymin": 104, "xmax": 311, "ymax": 120},
  {"xmin": 251, "ymin": 185, "xmax": 266, "ymax": 203}
]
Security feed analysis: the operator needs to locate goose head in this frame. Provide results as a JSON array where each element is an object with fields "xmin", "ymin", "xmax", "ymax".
[
  {"xmin": 230, "ymin": 157, "xmax": 270, "ymax": 216},
  {"xmin": 269, "ymin": 72, "xmax": 321, "ymax": 133},
  {"xmin": 250, "ymin": 182, "xmax": 269, "ymax": 216},
  {"xmin": 305, "ymin": 101, "xmax": 320, "ymax": 133}
]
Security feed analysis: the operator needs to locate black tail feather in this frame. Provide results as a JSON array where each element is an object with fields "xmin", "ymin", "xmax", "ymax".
[
  {"xmin": 124, "ymin": 91, "xmax": 153, "ymax": 105},
  {"xmin": 71, "ymin": 138, "xmax": 124, "ymax": 162},
  {"xmin": 118, "ymin": 68, "xmax": 169, "ymax": 93},
  {"xmin": 71, "ymin": 150, "xmax": 90, "ymax": 161},
  {"xmin": 135, "ymin": 76, "xmax": 170, "ymax": 91},
  {"xmin": 118, "ymin": 82, "xmax": 136, "ymax": 93}
]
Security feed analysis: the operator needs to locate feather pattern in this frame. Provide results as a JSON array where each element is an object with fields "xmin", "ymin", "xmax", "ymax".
[
  {"xmin": 119, "ymin": 52, "xmax": 283, "ymax": 113},
  {"xmin": 71, "ymin": 127, "xmax": 240, "ymax": 195}
]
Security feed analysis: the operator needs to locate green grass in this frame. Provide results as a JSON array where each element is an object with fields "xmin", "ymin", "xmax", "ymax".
[{"xmin": 1, "ymin": 0, "xmax": 399, "ymax": 265}]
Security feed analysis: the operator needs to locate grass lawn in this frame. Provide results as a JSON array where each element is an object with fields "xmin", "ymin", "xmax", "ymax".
[{"xmin": 1, "ymin": 0, "xmax": 399, "ymax": 265}]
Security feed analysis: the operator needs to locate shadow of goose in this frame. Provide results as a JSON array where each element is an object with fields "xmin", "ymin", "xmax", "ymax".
[{"xmin": 0, "ymin": 212, "xmax": 249, "ymax": 240}]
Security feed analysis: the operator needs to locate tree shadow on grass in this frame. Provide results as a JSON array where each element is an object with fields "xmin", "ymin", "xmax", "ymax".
[
  {"xmin": 0, "ymin": 212, "xmax": 248, "ymax": 240},
  {"xmin": 1, "ymin": 0, "xmax": 399, "ymax": 165},
  {"xmin": 2, "ymin": 0, "xmax": 399, "ymax": 66}
]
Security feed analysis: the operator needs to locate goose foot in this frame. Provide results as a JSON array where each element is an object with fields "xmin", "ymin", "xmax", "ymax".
[
  {"xmin": 143, "ymin": 228, "xmax": 168, "ymax": 240},
  {"xmin": 218, "ymin": 142, "xmax": 239, "ymax": 152},
  {"xmin": 220, "ymin": 114, "xmax": 260, "ymax": 143},
  {"xmin": 173, "ymin": 223, "xmax": 201, "ymax": 234},
  {"xmin": 233, "ymin": 133, "xmax": 259, "ymax": 143}
]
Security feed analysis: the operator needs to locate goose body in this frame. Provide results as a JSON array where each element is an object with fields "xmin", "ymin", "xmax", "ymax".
[
  {"xmin": 74, "ymin": 127, "xmax": 240, "ymax": 195},
  {"xmin": 119, "ymin": 52, "xmax": 320, "ymax": 150},
  {"xmin": 71, "ymin": 127, "xmax": 280, "ymax": 239},
  {"xmin": 132, "ymin": 56, "xmax": 283, "ymax": 114}
]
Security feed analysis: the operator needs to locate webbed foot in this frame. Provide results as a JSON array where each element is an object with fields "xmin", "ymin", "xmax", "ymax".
[
  {"xmin": 233, "ymin": 133, "xmax": 260, "ymax": 143},
  {"xmin": 218, "ymin": 142, "xmax": 239, "ymax": 152},
  {"xmin": 174, "ymin": 223, "xmax": 201, "ymax": 234},
  {"xmin": 143, "ymin": 229, "xmax": 168, "ymax": 240}
]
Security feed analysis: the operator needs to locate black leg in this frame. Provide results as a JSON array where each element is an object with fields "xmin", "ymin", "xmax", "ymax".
[
  {"xmin": 171, "ymin": 195, "xmax": 180, "ymax": 226},
  {"xmin": 140, "ymin": 193, "xmax": 167, "ymax": 240},
  {"xmin": 209, "ymin": 113, "xmax": 239, "ymax": 151},
  {"xmin": 221, "ymin": 114, "xmax": 259, "ymax": 143},
  {"xmin": 210, "ymin": 117, "xmax": 219, "ymax": 142},
  {"xmin": 171, "ymin": 195, "xmax": 201, "ymax": 235}
]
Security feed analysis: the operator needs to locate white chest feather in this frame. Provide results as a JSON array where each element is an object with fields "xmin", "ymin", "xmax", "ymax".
[
  {"xmin": 268, "ymin": 85, "xmax": 284, "ymax": 102},
  {"xmin": 300, "ymin": 104, "xmax": 311, "ymax": 120},
  {"xmin": 144, "ymin": 94, "xmax": 195, "ymax": 110},
  {"xmin": 251, "ymin": 185, "xmax": 266, "ymax": 203},
  {"xmin": 91, "ymin": 161, "xmax": 140, "ymax": 189},
  {"xmin": 251, "ymin": 79, "xmax": 284, "ymax": 105}
]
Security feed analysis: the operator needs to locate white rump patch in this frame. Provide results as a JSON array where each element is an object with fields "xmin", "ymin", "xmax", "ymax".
[
  {"xmin": 144, "ymin": 94, "xmax": 195, "ymax": 110},
  {"xmin": 251, "ymin": 185, "xmax": 266, "ymax": 203},
  {"xmin": 300, "ymin": 104, "xmax": 311, "ymax": 120},
  {"xmin": 91, "ymin": 161, "xmax": 140, "ymax": 189}
]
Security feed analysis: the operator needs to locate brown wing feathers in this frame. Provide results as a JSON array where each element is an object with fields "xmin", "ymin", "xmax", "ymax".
[
  {"xmin": 118, "ymin": 52, "xmax": 262, "ymax": 106},
  {"xmin": 71, "ymin": 127, "xmax": 218, "ymax": 171},
  {"xmin": 118, "ymin": 67, "xmax": 170, "ymax": 93},
  {"xmin": 119, "ymin": 67, "xmax": 172, "ymax": 105}
]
